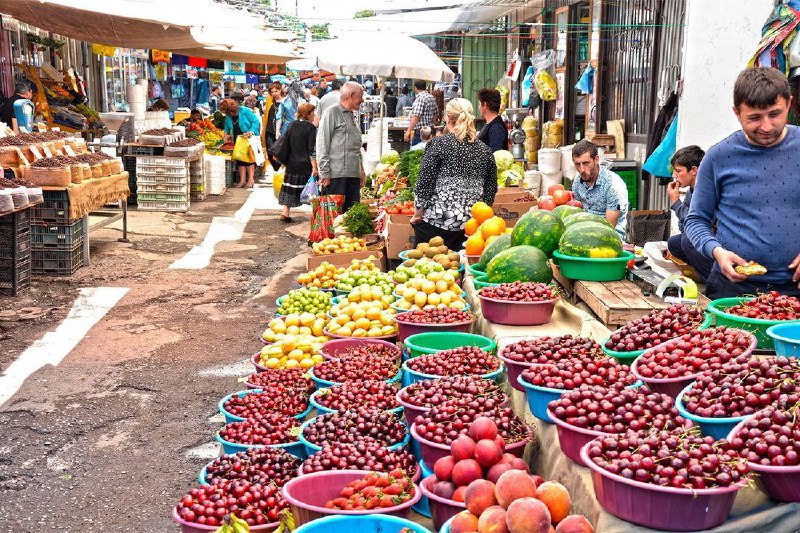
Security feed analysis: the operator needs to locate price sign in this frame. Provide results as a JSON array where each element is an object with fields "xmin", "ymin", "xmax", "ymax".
[
  {"xmin": 42, "ymin": 145, "xmax": 53, "ymax": 158},
  {"xmin": 29, "ymin": 145, "xmax": 43, "ymax": 160},
  {"xmin": 64, "ymin": 146, "xmax": 76, "ymax": 156}
]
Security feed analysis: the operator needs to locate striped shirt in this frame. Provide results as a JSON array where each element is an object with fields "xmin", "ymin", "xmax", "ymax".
[{"xmin": 410, "ymin": 91, "xmax": 437, "ymax": 131}]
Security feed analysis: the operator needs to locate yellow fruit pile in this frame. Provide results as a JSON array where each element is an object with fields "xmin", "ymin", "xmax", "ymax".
[
  {"xmin": 327, "ymin": 287, "xmax": 397, "ymax": 338},
  {"xmin": 346, "ymin": 256, "xmax": 381, "ymax": 272},
  {"xmin": 297, "ymin": 262, "xmax": 345, "ymax": 289},
  {"xmin": 259, "ymin": 335, "xmax": 325, "ymax": 369},
  {"xmin": 311, "ymin": 236, "xmax": 366, "ymax": 255},
  {"xmin": 262, "ymin": 313, "xmax": 328, "ymax": 343},
  {"xmin": 394, "ymin": 270, "xmax": 467, "ymax": 311}
]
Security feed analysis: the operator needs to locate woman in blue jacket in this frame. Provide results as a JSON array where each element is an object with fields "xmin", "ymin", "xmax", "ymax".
[{"xmin": 221, "ymin": 98, "xmax": 262, "ymax": 188}]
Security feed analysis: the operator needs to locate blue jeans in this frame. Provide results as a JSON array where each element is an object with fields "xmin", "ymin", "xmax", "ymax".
[
  {"xmin": 705, "ymin": 269, "xmax": 800, "ymax": 300},
  {"xmin": 667, "ymin": 233, "xmax": 714, "ymax": 284},
  {"xmin": 412, "ymin": 131, "xmax": 422, "ymax": 145}
]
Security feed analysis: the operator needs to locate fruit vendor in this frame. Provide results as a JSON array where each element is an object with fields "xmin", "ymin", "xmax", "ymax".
[
  {"xmin": 666, "ymin": 146, "xmax": 714, "ymax": 283},
  {"xmin": 570, "ymin": 140, "xmax": 629, "ymax": 237},
  {"xmin": 684, "ymin": 67, "xmax": 800, "ymax": 299}
]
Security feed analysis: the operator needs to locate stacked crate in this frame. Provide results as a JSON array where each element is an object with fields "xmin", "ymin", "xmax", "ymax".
[
  {"xmin": 30, "ymin": 191, "xmax": 84, "ymax": 276},
  {"xmin": 135, "ymin": 156, "xmax": 190, "ymax": 212},
  {"xmin": 0, "ymin": 209, "xmax": 32, "ymax": 294},
  {"xmin": 189, "ymin": 156, "xmax": 206, "ymax": 202}
]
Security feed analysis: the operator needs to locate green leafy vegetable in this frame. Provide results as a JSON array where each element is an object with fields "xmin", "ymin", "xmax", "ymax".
[
  {"xmin": 398, "ymin": 150, "xmax": 424, "ymax": 188},
  {"xmin": 343, "ymin": 203, "xmax": 375, "ymax": 237}
]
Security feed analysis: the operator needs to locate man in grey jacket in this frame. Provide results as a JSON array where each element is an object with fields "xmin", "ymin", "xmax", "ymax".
[{"xmin": 316, "ymin": 81, "xmax": 365, "ymax": 211}]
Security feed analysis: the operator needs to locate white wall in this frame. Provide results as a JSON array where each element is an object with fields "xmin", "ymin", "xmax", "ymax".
[{"xmin": 677, "ymin": 0, "xmax": 773, "ymax": 150}]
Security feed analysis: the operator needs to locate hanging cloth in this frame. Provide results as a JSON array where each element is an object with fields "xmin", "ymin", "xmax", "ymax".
[{"xmin": 749, "ymin": 3, "xmax": 800, "ymax": 73}]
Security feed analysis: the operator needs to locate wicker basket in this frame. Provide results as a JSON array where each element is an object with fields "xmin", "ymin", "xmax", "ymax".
[
  {"xmin": 100, "ymin": 161, "xmax": 113, "ymax": 176},
  {"xmin": 90, "ymin": 164, "xmax": 103, "ymax": 179},
  {"xmin": 70, "ymin": 164, "xmax": 84, "ymax": 184}
]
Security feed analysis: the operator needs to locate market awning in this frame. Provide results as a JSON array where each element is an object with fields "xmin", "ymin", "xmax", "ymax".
[
  {"xmin": 294, "ymin": 34, "xmax": 455, "ymax": 82},
  {"xmin": 0, "ymin": 0, "xmax": 301, "ymax": 62}
]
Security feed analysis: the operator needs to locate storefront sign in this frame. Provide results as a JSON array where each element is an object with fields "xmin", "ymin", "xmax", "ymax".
[
  {"xmin": 223, "ymin": 74, "xmax": 247, "ymax": 84},
  {"xmin": 92, "ymin": 43, "xmax": 117, "ymax": 57},
  {"xmin": 225, "ymin": 61, "xmax": 246, "ymax": 75},
  {"xmin": 186, "ymin": 67, "xmax": 198, "ymax": 80},
  {"xmin": 129, "ymin": 48, "xmax": 149, "ymax": 59}
]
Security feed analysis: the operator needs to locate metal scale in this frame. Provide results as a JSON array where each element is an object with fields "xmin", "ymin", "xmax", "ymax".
[{"xmin": 503, "ymin": 108, "xmax": 529, "ymax": 161}]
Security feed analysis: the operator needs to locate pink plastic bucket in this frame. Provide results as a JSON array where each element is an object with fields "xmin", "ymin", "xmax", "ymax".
[
  {"xmin": 419, "ymin": 475, "xmax": 466, "ymax": 531},
  {"xmin": 395, "ymin": 390, "xmax": 430, "ymax": 428},
  {"xmin": 281, "ymin": 470, "xmax": 421, "ymax": 526},
  {"xmin": 477, "ymin": 295, "xmax": 557, "ymax": 326},
  {"xmin": 410, "ymin": 423, "xmax": 527, "ymax": 467},
  {"xmin": 497, "ymin": 348, "xmax": 538, "ymax": 392},
  {"xmin": 580, "ymin": 440, "xmax": 743, "ymax": 531},
  {"xmin": 323, "ymin": 328, "xmax": 398, "ymax": 342},
  {"xmin": 251, "ymin": 352, "xmax": 269, "ymax": 373},
  {"xmin": 393, "ymin": 316, "xmax": 475, "ymax": 343},
  {"xmin": 172, "ymin": 507, "xmax": 277, "ymax": 532},
  {"xmin": 319, "ymin": 338, "xmax": 402, "ymax": 361}
]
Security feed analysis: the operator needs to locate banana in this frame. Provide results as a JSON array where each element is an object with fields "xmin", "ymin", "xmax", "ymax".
[
  {"xmin": 231, "ymin": 513, "xmax": 250, "ymax": 533},
  {"xmin": 275, "ymin": 509, "xmax": 296, "ymax": 533}
]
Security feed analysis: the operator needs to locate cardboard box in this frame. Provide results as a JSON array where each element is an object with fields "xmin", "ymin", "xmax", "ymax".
[
  {"xmin": 307, "ymin": 250, "xmax": 386, "ymax": 271},
  {"xmin": 493, "ymin": 187, "xmax": 529, "ymax": 202},
  {"xmin": 492, "ymin": 201, "xmax": 538, "ymax": 227},
  {"xmin": 385, "ymin": 215, "xmax": 417, "ymax": 259}
]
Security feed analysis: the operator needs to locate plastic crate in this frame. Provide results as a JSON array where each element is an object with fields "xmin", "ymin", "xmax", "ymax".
[
  {"xmin": 0, "ymin": 256, "xmax": 31, "ymax": 295},
  {"xmin": 137, "ymin": 156, "xmax": 188, "ymax": 167},
  {"xmin": 30, "ymin": 220, "xmax": 84, "ymax": 250},
  {"xmin": 123, "ymin": 156, "xmax": 138, "ymax": 205},
  {"xmin": 126, "ymin": 145, "xmax": 163, "ymax": 156},
  {"xmin": 136, "ymin": 173, "xmax": 188, "ymax": 186},
  {"xmin": 31, "ymin": 247, "xmax": 83, "ymax": 276},
  {"xmin": 608, "ymin": 160, "xmax": 639, "ymax": 210},
  {"xmin": 137, "ymin": 192, "xmax": 189, "ymax": 203},
  {"xmin": 137, "ymin": 182, "xmax": 189, "ymax": 195},
  {"xmin": 225, "ymin": 159, "xmax": 236, "ymax": 188},
  {"xmin": 30, "ymin": 190, "xmax": 70, "ymax": 225},
  {"xmin": 136, "ymin": 200, "xmax": 189, "ymax": 212},
  {"xmin": 0, "ymin": 211, "xmax": 31, "ymax": 263}
]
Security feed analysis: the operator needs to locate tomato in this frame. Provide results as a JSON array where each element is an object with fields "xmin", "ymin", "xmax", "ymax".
[
  {"xmin": 538, "ymin": 195, "xmax": 557, "ymax": 211},
  {"xmin": 548, "ymin": 183, "xmax": 565, "ymax": 196},
  {"xmin": 552, "ymin": 189, "xmax": 572, "ymax": 206}
]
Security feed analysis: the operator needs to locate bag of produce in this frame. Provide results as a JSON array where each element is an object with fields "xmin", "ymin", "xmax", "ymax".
[{"xmin": 232, "ymin": 136, "xmax": 255, "ymax": 163}]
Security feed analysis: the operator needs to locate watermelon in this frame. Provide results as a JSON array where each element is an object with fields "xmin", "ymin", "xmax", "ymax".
[
  {"xmin": 558, "ymin": 222, "xmax": 623, "ymax": 258},
  {"xmin": 510, "ymin": 210, "xmax": 565, "ymax": 256},
  {"xmin": 477, "ymin": 233, "xmax": 512, "ymax": 269},
  {"xmin": 563, "ymin": 212, "xmax": 612, "ymax": 229},
  {"xmin": 552, "ymin": 205, "xmax": 584, "ymax": 221},
  {"xmin": 486, "ymin": 245, "xmax": 552, "ymax": 284}
]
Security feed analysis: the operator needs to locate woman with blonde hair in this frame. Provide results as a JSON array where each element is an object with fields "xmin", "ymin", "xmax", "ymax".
[{"xmin": 411, "ymin": 98, "xmax": 498, "ymax": 250}]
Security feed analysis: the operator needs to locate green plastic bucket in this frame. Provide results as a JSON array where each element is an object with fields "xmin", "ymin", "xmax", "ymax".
[
  {"xmin": 403, "ymin": 331, "xmax": 497, "ymax": 358},
  {"xmin": 707, "ymin": 297, "xmax": 800, "ymax": 350},
  {"xmin": 473, "ymin": 273, "xmax": 500, "ymax": 290},
  {"xmin": 552, "ymin": 250, "xmax": 634, "ymax": 282},
  {"xmin": 467, "ymin": 263, "xmax": 486, "ymax": 278}
]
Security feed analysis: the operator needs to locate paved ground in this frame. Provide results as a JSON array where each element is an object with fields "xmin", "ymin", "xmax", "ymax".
[{"xmin": 0, "ymin": 188, "xmax": 318, "ymax": 532}]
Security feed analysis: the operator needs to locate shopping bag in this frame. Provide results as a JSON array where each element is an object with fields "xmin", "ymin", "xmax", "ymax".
[
  {"xmin": 232, "ymin": 136, "xmax": 255, "ymax": 163},
  {"xmin": 249, "ymin": 136, "xmax": 266, "ymax": 166},
  {"xmin": 309, "ymin": 194, "xmax": 344, "ymax": 243},
  {"xmin": 300, "ymin": 176, "xmax": 319, "ymax": 205},
  {"xmin": 643, "ymin": 118, "xmax": 678, "ymax": 178}
]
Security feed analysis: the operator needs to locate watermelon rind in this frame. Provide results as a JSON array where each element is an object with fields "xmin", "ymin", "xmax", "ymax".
[
  {"xmin": 486, "ymin": 245, "xmax": 553, "ymax": 284},
  {"xmin": 552, "ymin": 205, "xmax": 584, "ymax": 221},
  {"xmin": 510, "ymin": 210, "xmax": 565, "ymax": 257},
  {"xmin": 558, "ymin": 222, "xmax": 623, "ymax": 258},
  {"xmin": 477, "ymin": 233, "xmax": 512, "ymax": 269},
  {"xmin": 563, "ymin": 213, "xmax": 612, "ymax": 229}
]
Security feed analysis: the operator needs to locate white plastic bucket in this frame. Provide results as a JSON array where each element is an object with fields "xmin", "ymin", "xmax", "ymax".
[
  {"xmin": 538, "ymin": 148, "xmax": 562, "ymax": 173},
  {"xmin": 540, "ymin": 171, "xmax": 563, "ymax": 193}
]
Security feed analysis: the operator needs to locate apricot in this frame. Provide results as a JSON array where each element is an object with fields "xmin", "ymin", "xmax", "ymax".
[
  {"xmin": 465, "ymin": 479, "xmax": 498, "ymax": 516},
  {"xmin": 487, "ymin": 462, "xmax": 513, "ymax": 483},
  {"xmin": 450, "ymin": 510, "xmax": 480, "ymax": 533},
  {"xmin": 452, "ymin": 435, "xmax": 478, "ymax": 461},
  {"xmin": 554, "ymin": 515, "xmax": 594, "ymax": 533},
  {"xmin": 469, "ymin": 416, "xmax": 499, "ymax": 441},
  {"xmin": 434, "ymin": 455, "xmax": 455, "ymax": 482},
  {"xmin": 495, "ymin": 469, "xmax": 537, "ymax": 507},
  {"xmin": 506, "ymin": 497, "xmax": 552, "ymax": 533},
  {"xmin": 535, "ymin": 481, "xmax": 572, "ymax": 524},
  {"xmin": 453, "ymin": 485, "xmax": 467, "ymax": 502},
  {"xmin": 477, "ymin": 505, "xmax": 509, "ymax": 533}
]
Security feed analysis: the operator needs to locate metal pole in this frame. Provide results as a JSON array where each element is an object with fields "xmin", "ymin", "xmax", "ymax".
[{"xmin": 378, "ymin": 75, "xmax": 385, "ymax": 158}]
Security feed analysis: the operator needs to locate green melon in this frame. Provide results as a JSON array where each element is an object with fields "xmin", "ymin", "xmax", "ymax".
[
  {"xmin": 477, "ymin": 233, "xmax": 512, "ymax": 269},
  {"xmin": 559, "ymin": 222, "xmax": 623, "ymax": 258},
  {"xmin": 552, "ymin": 205, "xmax": 584, "ymax": 221},
  {"xmin": 510, "ymin": 210, "xmax": 565, "ymax": 256},
  {"xmin": 486, "ymin": 245, "xmax": 552, "ymax": 284},
  {"xmin": 563, "ymin": 212, "xmax": 612, "ymax": 229}
]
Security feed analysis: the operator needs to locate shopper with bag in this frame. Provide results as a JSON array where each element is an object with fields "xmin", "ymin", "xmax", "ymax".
[
  {"xmin": 316, "ymin": 81, "xmax": 365, "ymax": 212},
  {"xmin": 221, "ymin": 98, "xmax": 261, "ymax": 188},
  {"xmin": 276, "ymin": 103, "xmax": 318, "ymax": 223}
]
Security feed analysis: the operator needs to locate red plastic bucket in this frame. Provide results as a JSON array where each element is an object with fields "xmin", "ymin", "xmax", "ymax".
[
  {"xmin": 419, "ymin": 475, "xmax": 467, "ymax": 531},
  {"xmin": 580, "ymin": 440, "xmax": 743, "ymax": 531},
  {"xmin": 497, "ymin": 348, "xmax": 538, "ymax": 392},
  {"xmin": 281, "ymin": 470, "xmax": 421, "ymax": 526},
  {"xmin": 477, "ymin": 295, "xmax": 557, "ymax": 326},
  {"xmin": 395, "ymin": 390, "xmax": 431, "ymax": 427}
]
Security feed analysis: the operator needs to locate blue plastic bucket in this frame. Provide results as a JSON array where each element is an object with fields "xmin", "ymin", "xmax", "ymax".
[
  {"xmin": 401, "ymin": 361, "xmax": 504, "ymax": 386},
  {"xmin": 213, "ymin": 431, "xmax": 307, "ymax": 459},
  {"xmin": 767, "ymin": 323, "xmax": 800, "ymax": 357},
  {"xmin": 517, "ymin": 374, "xmax": 566, "ymax": 424},
  {"xmin": 675, "ymin": 383, "xmax": 751, "ymax": 440},
  {"xmin": 292, "ymin": 514, "xmax": 431, "ymax": 533}
]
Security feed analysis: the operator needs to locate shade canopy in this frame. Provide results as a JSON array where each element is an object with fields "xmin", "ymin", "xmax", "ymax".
[
  {"xmin": 293, "ymin": 34, "xmax": 454, "ymax": 82},
  {"xmin": 0, "ymin": 0, "xmax": 301, "ymax": 62}
]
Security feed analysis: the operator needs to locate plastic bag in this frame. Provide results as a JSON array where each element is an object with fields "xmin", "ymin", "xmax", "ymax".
[
  {"xmin": 232, "ymin": 136, "xmax": 255, "ymax": 163},
  {"xmin": 248, "ymin": 135, "xmax": 265, "ymax": 166},
  {"xmin": 300, "ymin": 175, "xmax": 319, "ymax": 205},
  {"xmin": 521, "ymin": 66, "xmax": 535, "ymax": 107},
  {"xmin": 309, "ymin": 194, "xmax": 345, "ymax": 243},
  {"xmin": 643, "ymin": 118, "xmax": 678, "ymax": 178},
  {"xmin": 575, "ymin": 65, "xmax": 595, "ymax": 94},
  {"xmin": 534, "ymin": 70, "xmax": 557, "ymax": 101},
  {"xmin": 530, "ymin": 50, "xmax": 556, "ymax": 72}
]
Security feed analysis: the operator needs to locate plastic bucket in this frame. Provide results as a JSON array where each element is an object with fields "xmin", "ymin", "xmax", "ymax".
[
  {"xmin": 281, "ymin": 470, "xmax": 421, "ymax": 526},
  {"xmin": 477, "ymin": 295, "xmax": 557, "ymax": 326},
  {"xmin": 292, "ymin": 514, "xmax": 431, "ymax": 533},
  {"xmin": 675, "ymin": 383, "xmax": 750, "ymax": 440},
  {"xmin": 323, "ymin": 328, "xmax": 398, "ymax": 343},
  {"xmin": 172, "ymin": 507, "xmax": 278, "ymax": 532},
  {"xmin": 393, "ymin": 315, "xmax": 475, "ymax": 343},
  {"xmin": 580, "ymin": 440, "xmax": 743, "ymax": 531},
  {"xmin": 213, "ymin": 431, "xmax": 307, "ymax": 459},
  {"xmin": 218, "ymin": 389, "xmax": 313, "ymax": 424},
  {"xmin": 308, "ymin": 366, "xmax": 402, "ymax": 391},
  {"xmin": 403, "ymin": 332, "xmax": 497, "ymax": 359},
  {"xmin": 401, "ymin": 360, "xmax": 504, "ymax": 386},
  {"xmin": 552, "ymin": 250, "xmax": 634, "ymax": 282},
  {"xmin": 538, "ymin": 148, "xmax": 562, "ymax": 173},
  {"xmin": 767, "ymin": 322, "xmax": 800, "ymax": 357},
  {"xmin": 409, "ymin": 422, "xmax": 525, "ymax": 467},
  {"xmin": 419, "ymin": 475, "xmax": 467, "ymax": 531},
  {"xmin": 251, "ymin": 352, "xmax": 269, "ymax": 373},
  {"xmin": 396, "ymin": 389, "xmax": 432, "ymax": 427},
  {"xmin": 467, "ymin": 264, "xmax": 486, "ymax": 278},
  {"xmin": 517, "ymin": 373, "xmax": 565, "ymax": 423},
  {"xmin": 298, "ymin": 417, "xmax": 409, "ymax": 456},
  {"xmin": 728, "ymin": 418, "xmax": 800, "ymax": 502},
  {"xmin": 707, "ymin": 297, "xmax": 800, "ymax": 350},
  {"xmin": 412, "ymin": 461, "xmax": 433, "ymax": 518},
  {"xmin": 319, "ymin": 338, "xmax": 402, "ymax": 361},
  {"xmin": 498, "ymin": 348, "xmax": 539, "ymax": 392},
  {"xmin": 473, "ymin": 273, "xmax": 501, "ymax": 290},
  {"xmin": 309, "ymin": 388, "xmax": 403, "ymax": 416}
]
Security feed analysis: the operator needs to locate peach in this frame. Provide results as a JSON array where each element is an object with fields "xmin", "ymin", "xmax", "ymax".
[
  {"xmin": 452, "ymin": 435, "xmax": 477, "ymax": 461},
  {"xmin": 535, "ymin": 481, "xmax": 571, "ymax": 524},
  {"xmin": 510, "ymin": 458, "xmax": 530, "ymax": 473},
  {"xmin": 453, "ymin": 485, "xmax": 467, "ymax": 502},
  {"xmin": 453, "ymin": 458, "xmax": 483, "ymax": 487},
  {"xmin": 500, "ymin": 453, "xmax": 517, "ymax": 464},
  {"xmin": 495, "ymin": 469, "xmax": 537, "ymax": 507},
  {"xmin": 487, "ymin": 462, "xmax": 513, "ymax": 483},
  {"xmin": 450, "ymin": 510, "xmax": 480, "ymax": 533},
  {"xmin": 469, "ymin": 416, "xmax": 498, "ymax": 441},
  {"xmin": 475, "ymin": 439, "xmax": 504, "ymax": 468},
  {"xmin": 465, "ymin": 479, "xmax": 498, "ymax": 516},
  {"xmin": 554, "ymin": 515, "xmax": 594, "ymax": 533},
  {"xmin": 434, "ymin": 455, "xmax": 455, "ymax": 482},
  {"xmin": 433, "ymin": 480, "xmax": 456, "ymax": 500},
  {"xmin": 506, "ymin": 497, "xmax": 552, "ymax": 533},
  {"xmin": 530, "ymin": 475, "xmax": 545, "ymax": 488},
  {"xmin": 477, "ymin": 505, "xmax": 509, "ymax": 533}
]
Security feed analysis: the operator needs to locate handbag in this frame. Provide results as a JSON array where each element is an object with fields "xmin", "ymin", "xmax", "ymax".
[
  {"xmin": 268, "ymin": 121, "xmax": 294, "ymax": 164},
  {"xmin": 249, "ymin": 135, "xmax": 266, "ymax": 167}
]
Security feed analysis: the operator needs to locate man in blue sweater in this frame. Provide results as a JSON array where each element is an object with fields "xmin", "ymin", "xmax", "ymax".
[{"xmin": 684, "ymin": 67, "xmax": 800, "ymax": 299}]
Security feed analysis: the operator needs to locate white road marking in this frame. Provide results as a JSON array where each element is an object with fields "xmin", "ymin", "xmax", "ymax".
[{"xmin": 0, "ymin": 287, "xmax": 129, "ymax": 407}]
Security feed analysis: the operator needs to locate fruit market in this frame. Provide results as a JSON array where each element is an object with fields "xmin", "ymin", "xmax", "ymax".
[{"xmin": 2, "ymin": 1, "xmax": 800, "ymax": 533}]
